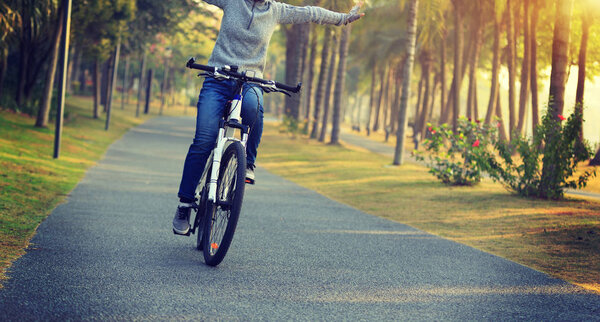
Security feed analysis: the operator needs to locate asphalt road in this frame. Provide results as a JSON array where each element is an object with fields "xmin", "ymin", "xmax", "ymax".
[{"xmin": 1, "ymin": 117, "xmax": 599, "ymax": 320}]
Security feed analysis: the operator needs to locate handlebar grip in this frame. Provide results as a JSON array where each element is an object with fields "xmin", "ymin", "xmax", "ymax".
[{"xmin": 275, "ymin": 81, "xmax": 302, "ymax": 93}]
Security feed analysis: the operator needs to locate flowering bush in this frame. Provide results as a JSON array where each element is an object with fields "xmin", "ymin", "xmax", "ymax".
[
  {"xmin": 488, "ymin": 106, "xmax": 596, "ymax": 199},
  {"xmin": 416, "ymin": 118, "xmax": 498, "ymax": 186}
]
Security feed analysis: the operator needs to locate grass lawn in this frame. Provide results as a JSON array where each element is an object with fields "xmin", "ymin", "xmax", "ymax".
[
  {"xmin": 0, "ymin": 96, "xmax": 188, "ymax": 286},
  {"xmin": 259, "ymin": 122, "xmax": 600, "ymax": 293}
]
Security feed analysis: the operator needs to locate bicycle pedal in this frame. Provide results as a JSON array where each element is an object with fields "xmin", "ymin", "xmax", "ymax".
[{"xmin": 173, "ymin": 228, "xmax": 191, "ymax": 236}]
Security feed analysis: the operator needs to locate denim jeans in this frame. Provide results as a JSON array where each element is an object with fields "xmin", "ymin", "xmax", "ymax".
[{"xmin": 178, "ymin": 77, "xmax": 264, "ymax": 201}]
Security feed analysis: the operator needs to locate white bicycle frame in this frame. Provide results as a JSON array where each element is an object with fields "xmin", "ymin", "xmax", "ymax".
[{"xmin": 196, "ymin": 88, "xmax": 248, "ymax": 203}]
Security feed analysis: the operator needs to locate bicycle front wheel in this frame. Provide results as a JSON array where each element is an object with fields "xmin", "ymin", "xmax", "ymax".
[{"xmin": 202, "ymin": 141, "xmax": 246, "ymax": 266}]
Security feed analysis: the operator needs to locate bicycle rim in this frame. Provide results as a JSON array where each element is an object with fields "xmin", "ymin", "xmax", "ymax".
[{"xmin": 203, "ymin": 142, "xmax": 246, "ymax": 266}]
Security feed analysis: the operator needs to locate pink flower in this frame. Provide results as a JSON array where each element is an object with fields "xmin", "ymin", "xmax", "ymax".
[
  {"xmin": 472, "ymin": 139, "xmax": 480, "ymax": 148},
  {"xmin": 558, "ymin": 114, "xmax": 566, "ymax": 121}
]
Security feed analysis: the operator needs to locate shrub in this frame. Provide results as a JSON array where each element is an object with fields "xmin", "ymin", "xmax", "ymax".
[
  {"xmin": 489, "ymin": 106, "xmax": 596, "ymax": 200},
  {"xmin": 416, "ymin": 118, "xmax": 498, "ymax": 186}
]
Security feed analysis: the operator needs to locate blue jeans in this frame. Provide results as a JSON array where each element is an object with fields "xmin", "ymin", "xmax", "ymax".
[{"xmin": 178, "ymin": 77, "xmax": 264, "ymax": 201}]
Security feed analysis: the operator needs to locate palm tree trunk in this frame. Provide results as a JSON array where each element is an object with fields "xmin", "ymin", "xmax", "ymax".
[
  {"xmin": 575, "ymin": 10, "xmax": 591, "ymax": 141},
  {"xmin": 418, "ymin": 53, "xmax": 431, "ymax": 140},
  {"xmin": 136, "ymin": 50, "xmax": 147, "ymax": 117},
  {"xmin": 516, "ymin": 0, "xmax": 531, "ymax": 135},
  {"xmin": 319, "ymin": 32, "xmax": 339, "ymax": 142},
  {"xmin": 372, "ymin": 66, "xmax": 387, "ymax": 132},
  {"xmin": 496, "ymin": 88, "xmax": 508, "ymax": 141},
  {"xmin": 330, "ymin": 25, "xmax": 351, "ymax": 145},
  {"xmin": 366, "ymin": 63, "xmax": 376, "ymax": 136},
  {"xmin": 303, "ymin": 26, "xmax": 318, "ymax": 132},
  {"xmin": 506, "ymin": 0, "xmax": 517, "ymax": 138},
  {"xmin": 93, "ymin": 59, "xmax": 100, "ymax": 119},
  {"xmin": 285, "ymin": 24, "xmax": 304, "ymax": 120},
  {"xmin": 310, "ymin": 27, "xmax": 331, "ymax": 139},
  {"xmin": 122, "ymin": 54, "xmax": 130, "ymax": 109},
  {"xmin": 439, "ymin": 26, "xmax": 447, "ymax": 125},
  {"xmin": 530, "ymin": 0, "xmax": 540, "ymax": 134},
  {"xmin": 394, "ymin": 0, "xmax": 419, "ymax": 165},
  {"xmin": 485, "ymin": 5, "xmax": 501, "ymax": 125},
  {"xmin": 541, "ymin": 0, "xmax": 575, "ymax": 197},
  {"xmin": 451, "ymin": 0, "xmax": 463, "ymax": 132},
  {"xmin": 36, "ymin": 7, "xmax": 64, "ymax": 127}
]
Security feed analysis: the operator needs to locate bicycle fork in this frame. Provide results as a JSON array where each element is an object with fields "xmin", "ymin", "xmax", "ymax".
[{"xmin": 207, "ymin": 88, "xmax": 249, "ymax": 203}]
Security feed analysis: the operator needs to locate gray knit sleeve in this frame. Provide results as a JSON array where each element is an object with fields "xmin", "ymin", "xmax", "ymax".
[
  {"xmin": 273, "ymin": 3, "xmax": 347, "ymax": 26},
  {"xmin": 203, "ymin": 0, "xmax": 226, "ymax": 9}
]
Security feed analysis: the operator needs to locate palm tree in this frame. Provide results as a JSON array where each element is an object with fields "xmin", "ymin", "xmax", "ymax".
[
  {"xmin": 394, "ymin": 0, "xmax": 419, "ymax": 166},
  {"xmin": 330, "ymin": 24, "xmax": 352, "ymax": 145}
]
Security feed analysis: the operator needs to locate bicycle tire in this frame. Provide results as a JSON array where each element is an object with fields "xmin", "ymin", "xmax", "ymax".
[
  {"xmin": 202, "ymin": 141, "xmax": 246, "ymax": 266},
  {"xmin": 195, "ymin": 186, "xmax": 208, "ymax": 251}
]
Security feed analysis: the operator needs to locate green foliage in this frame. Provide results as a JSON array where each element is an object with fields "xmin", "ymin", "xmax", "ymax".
[
  {"xmin": 279, "ymin": 115, "xmax": 308, "ymax": 138},
  {"xmin": 416, "ymin": 118, "xmax": 498, "ymax": 186},
  {"xmin": 487, "ymin": 106, "xmax": 596, "ymax": 200}
]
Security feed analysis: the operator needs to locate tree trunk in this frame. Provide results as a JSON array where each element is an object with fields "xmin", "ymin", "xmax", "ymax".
[
  {"xmin": 391, "ymin": 61, "xmax": 404, "ymax": 133},
  {"xmin": 105, "ymin": 34, "xmax": 121, "ymax": 131},
  {"xmin": 93, "ymin": 59, "xmax": 100, "ymax": 119},
  {"xmin": 299, "ymin": 24, "xmax": 311, "ymax": 119},
  {"xmin": 496, "ymin": 88, "xmax": 508, "ymax": 141},
  {"xmin": 144, "ymin": 69, "xmax": 153, "ymax": 114},
  {"xmin": 330, "ymin": 25, "xmax": 351, "ymax": 145},
  {"xmin": 506, "ymin": 0, "xmax": 516, "ymax": 138},
  {"xmin": 547, "ymin": 0, "xmax": 573, "ymax": 117},
  {"xmin": 466, "ymin": 7, "xmax": 483, "ymax": 122},
  {"xmin": 414, "ymin": 69, "xmax": 424, "ymax": 136},
  {"xmin": 36, "ymin": 7, "xmax": 64, "ymax": 128},
  {"xmin": 417, "ymin": 53, "xmax": 432, "ymax": 140},
  {"xmin": 366, "ymin": 63, "xmax": 376, "ymax": 136},
  {"xmin": 69, "ymin": 46, "xmax": 82, "ymax": 95},
  {"xmin": 541, "ymin": 0, "xmax": 575, "ymax": 198},
  {"xmin": 303, "ymin": 25, "xmax": 318, "ymax": 132},
  {"xmin": 284, "ymin": 24, "xmax": 304, "ymax": 120},
  {"xmin": 310, "ymin": 27, "xmax": 331, "ymax": 139},
  {"xmin": 160, "ymin": 60, "xmax": 169, "ymax": 115},
  {"xmin": 319, "ymin": 32, "xmax": 339, "ymax": 142},
  {"xmin": 372, "ymin": 66, "xmax": 387, "ymax": 132},
  {"xmin": 516, "ymin": 0, "xmax": 531, "ymax": 135},
  {"xmin": 530, "ymin": 0, "xmax": 540, "ymax": 133},
  {"xmin": 485, "ymin": 6, "xmax": 501, "ymax": 124},
  {"xmin": 382, "ymin": 67, "xmax": 392, "ymax": 137},
  {"xmin": 394, "ymin": 0, "xmax": 419, "ymax": 165},
  {"xmin": 136, "ymin": 50, "xmax": 147, "ymax": 117},
  {"xmin": 16, "ymin": 1, "xmax": 31, "ymax": 107},
  {"xmin": 451, "ymin": 0, "xmax": 463, "ymax": 132},
  {"xmin": 575, "ymin": 10, "xmax": 591, "ymax": 141},
  {"xmin": 122, "ymin": 54, "xmax": 130, "ymax": 109},
  {"xmin": 0, "ymin": 48, "xmax": 7, "ymax": 100},
  {"xmin": 439, "ymin": 26, "xmax": 447, "ymax": 125}
]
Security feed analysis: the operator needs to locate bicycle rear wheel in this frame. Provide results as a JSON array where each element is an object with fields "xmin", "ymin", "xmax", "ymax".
[{"xmin": 202, "ymin": 141, "xmax": 246, "ymax": 266}]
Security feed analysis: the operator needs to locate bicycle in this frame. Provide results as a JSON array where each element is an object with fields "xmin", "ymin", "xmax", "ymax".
[{"xmin": 182, "ymin": 58, "xmax": 301, "ymax": 266}]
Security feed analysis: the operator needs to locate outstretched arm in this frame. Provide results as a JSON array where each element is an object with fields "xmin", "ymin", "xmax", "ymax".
[{"xmin": 274, "ymin": 2, "xmax": 364, "ymax": 26}]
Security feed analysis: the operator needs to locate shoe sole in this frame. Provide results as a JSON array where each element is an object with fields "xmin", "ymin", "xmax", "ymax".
[
  {"xmin": 245, "ymin": 178, "xmax": 255, "ymax": 185},
  {"xmin": 173, "ymin": 226, "xmax": 191, "ymax": 236}
]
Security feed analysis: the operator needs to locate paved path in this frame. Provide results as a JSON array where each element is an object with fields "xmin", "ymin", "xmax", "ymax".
[
  {"xmin": 340, "ymin": 129, "xmax": 600, "ymax": 201},
  {"xmin": 1, "ymin": 117, "xmax": 599, "ymax": 320}
]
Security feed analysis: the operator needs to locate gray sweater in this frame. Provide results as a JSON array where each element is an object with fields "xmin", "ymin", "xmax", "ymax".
[{"xmin": 204, "ymin": 0, "xmax": 353, "ymax": 78}]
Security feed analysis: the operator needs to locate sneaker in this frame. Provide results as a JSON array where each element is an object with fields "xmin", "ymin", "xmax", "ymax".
[
  {"xmin": 245, "ymin": 163, "xmax": 255, "ymax": 185},
  {"xmin": 172, "ymin": 203, "xmax": 193, "ymax": 235}
]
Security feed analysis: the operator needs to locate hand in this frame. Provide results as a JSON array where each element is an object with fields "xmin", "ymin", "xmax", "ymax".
[{"xmin": 345, "ymin": 1, "xmax": 366, "ymax": 25}]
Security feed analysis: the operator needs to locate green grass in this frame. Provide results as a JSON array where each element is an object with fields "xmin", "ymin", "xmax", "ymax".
[
  {"xmin": 259, "ymin": 122, "xmax": 600, "ymax": 293},
  {"xmin": 0, "ymin": 96, "xmax": 188, "ymax": 286}
]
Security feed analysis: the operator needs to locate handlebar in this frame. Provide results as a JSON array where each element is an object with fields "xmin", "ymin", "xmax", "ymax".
[{"xmin": 185, "ymin": 58, "xmax": 302, "ymax": 94}]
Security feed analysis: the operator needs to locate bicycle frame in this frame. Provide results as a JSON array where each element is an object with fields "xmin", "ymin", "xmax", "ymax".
[{"xmin": 196, "ymin": 82, "xmax": 249, "ymax": 204}]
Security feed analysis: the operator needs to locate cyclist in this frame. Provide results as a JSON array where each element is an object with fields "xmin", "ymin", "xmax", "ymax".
[{"xmin": 173, "ymin": 0, "xmax": 365, "ymax": 235}]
